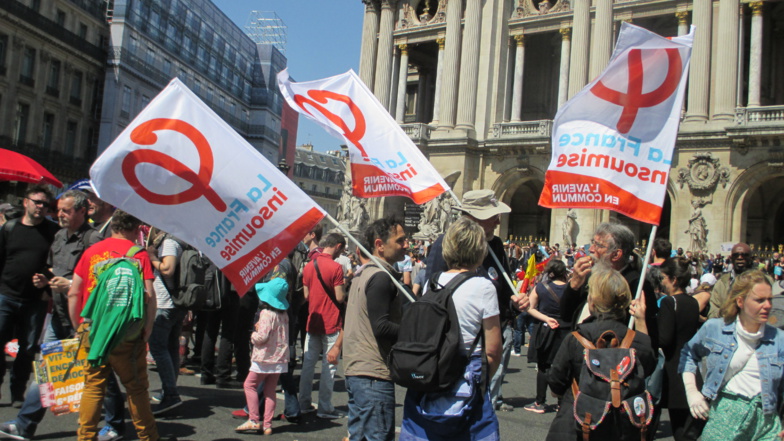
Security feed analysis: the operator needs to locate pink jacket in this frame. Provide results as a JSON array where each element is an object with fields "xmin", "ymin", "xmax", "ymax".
[{"xmin": 251, "ymin": 309, "xmax": 289, "ymax": 366}]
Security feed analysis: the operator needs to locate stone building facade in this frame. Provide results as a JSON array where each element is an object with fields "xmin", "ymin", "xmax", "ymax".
[
  {"xmin": 0, "ymin": 0, "xmax": 108, "ymax": 189},
  {"xmin": 293, "ymin": 144, "xmax": 346, "ymax": 218},
  {"xmin": 359, "ymin": 0, "xmax": 784, "ymax": 253},
  {"xmin": 98, "ymin": 0, "xmax": 285, "ymax": 162}
]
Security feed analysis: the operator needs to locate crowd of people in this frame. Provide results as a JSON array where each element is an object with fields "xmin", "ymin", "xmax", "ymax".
[{"xmin": 0, "ymin": 184, "xmax": 782, "ymax": 441}]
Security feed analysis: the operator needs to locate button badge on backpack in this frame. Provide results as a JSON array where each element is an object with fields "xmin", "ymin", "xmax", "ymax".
[
  {"xmin": 633, "ymin": 397, "xmax": 645, "ymax": 417},
  {"xmin": 616, "ymin": 356, "xmax": 630, "ymax": 375}
]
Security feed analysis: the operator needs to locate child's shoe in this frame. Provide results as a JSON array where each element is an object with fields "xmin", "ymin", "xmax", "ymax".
[{"xmin": 235, "ymin": 420, "xmax": 260, "ymax": 433}]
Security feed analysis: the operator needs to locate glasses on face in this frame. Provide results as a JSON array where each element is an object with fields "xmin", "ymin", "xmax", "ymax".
[
  {"xmin": 731, "ymin": 252, "xmax": 750, "ymax": 259},
  {"xmin": 590, "ymin": 239, "xmax": 609, "ymax": 249},
  {"xmin": 26, "ymin": 198, "xmax": 49, "ymax": 207}
]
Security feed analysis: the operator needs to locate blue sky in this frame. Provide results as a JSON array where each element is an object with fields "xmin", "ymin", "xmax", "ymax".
[{"xmin": 212, "ymin": 1, "xmax": 364, "ymax": 152}]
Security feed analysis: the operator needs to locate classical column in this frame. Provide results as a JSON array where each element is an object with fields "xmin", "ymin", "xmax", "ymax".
[
  {"xmin": 510, "ymin": 35, "xmax": 526, "ymax": 122},
  {"xmin": 437, "ymin": 0, "xmax": 462, "ymax": 129},
  {"xmin": 373, "ymin": 0, "xmax": 397, "ymax": 109},
  {"xmin": 431, "ymin": 37, "xmax": 445, "ymax": 125},
  {"xmin": 558, "ymin": 28, "xmax": 571, "ymax": 108},
  {"xmin": 416, "ymin": 68, "xmax": 428, "ymax": 121},
  {"xmin": 568, "ymin": 0, "xmax": 590, "ymax": 98},
  {"xmin": 676, "ymin": 11, "xmax": 689, "ymax": 36},
  {"xmin": 589, "ymin": 0, "xmax": 613, "ymax": 79},
  {"xmin": 685, "ymin": 0, "xmax": 711, "ymax": 122},
  {"xmin": 359, "ymin": 0, "xmax": 380, "ymax": 89},
  {"xmin": 395, "ymin": 44, "xmax": 409, "ymax": 123},
  {"xmin": 389, "ymin": 45, "xmax": 401, "ymax": 117},
  {"xmin": 713, "ymin": 0, "xmax": 740, "ymax": 120},
  {"xmin": 455, "ymin": 0, "xmax": 482, "ymax": 130},
  {"xmin": 747, "ymin": 2, "xmax": 764, "ymax": 107}
]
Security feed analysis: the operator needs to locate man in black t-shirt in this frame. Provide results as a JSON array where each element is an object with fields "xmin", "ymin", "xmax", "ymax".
[{"xmin": 0, "ymin": 186, "xmax": 59, "ymax": 406}]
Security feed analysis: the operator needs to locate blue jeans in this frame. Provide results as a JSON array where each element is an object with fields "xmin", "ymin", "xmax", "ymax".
[
  {"xmin": 15, "ymin": 320, "xmax": 126, "ymax": 437},
  {"xmin": 298, "ymin": 331, "xmax": 340, "ymax": 413},
  {"xmin": 148, "ymin": 307, "xmax": 186, "ymax": 400},
  {"xmin": 0, "ymin": 294, "xmax": 48, "ymax": 400},
  {"xmin": 489, "ymin": 323, "xmax": 513, "ymax": 406},
  {"xmin": 513, "ymin": 313, "xmax": 526, "ymax": 353},
  {"xmin": 346, "ymin": 376, "xmax": 396, "ymax": 441}
]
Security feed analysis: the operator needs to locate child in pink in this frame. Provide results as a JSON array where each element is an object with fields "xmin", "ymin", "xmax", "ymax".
[{"xmin": 235, "ymin": 278, "xmax": 290, "ymax": 435}]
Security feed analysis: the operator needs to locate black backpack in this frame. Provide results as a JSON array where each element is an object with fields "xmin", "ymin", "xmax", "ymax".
[
  {"xmin": 160, "ymin": 236, "xmax": 217, "ymax": 311},
  {"xmin": 388, "ymin": 271, "xmax": 480, "ymax": 392},
  {"xmin": 570, "ymin": 329, "xmax": 653, "ymax": 441}
]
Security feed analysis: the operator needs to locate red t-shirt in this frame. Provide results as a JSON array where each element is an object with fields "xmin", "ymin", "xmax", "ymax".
[
  {"xmin": 73, "ymin": 237, "xmax": 154, "ymax": 323},
  {"xmin": 302, "ymin": 252, "xmax": 344, "ymax": 334}
]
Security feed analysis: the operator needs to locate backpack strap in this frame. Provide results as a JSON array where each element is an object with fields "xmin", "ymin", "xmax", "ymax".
[
  {"xmin": 580, "ymin": 412, "xmax": 592, "ymax": 441},
  {"xmin": 125, "ymin": 245, "xmax": 143, "ymax": 258},
  {"xmin": 542, "ymin": 282, "xmax": 561, "ymax": 305},
  {"xmin": 620, "ymin": 329, "xmax": 636, "ymax": 349},
  {"xmin": 571, "ymin": 331, "xmax": 596, "ymax": 350},
  {"xmin": 313, "ymin": 258, "xmax": 341, "ymax": 310}
]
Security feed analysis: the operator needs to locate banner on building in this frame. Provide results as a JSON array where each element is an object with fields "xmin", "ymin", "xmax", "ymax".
[
  {"xmin": 90, "ymin": 79, "xmax": 326, "ymax": 295},
  {"xmin": 278, "ymin": 69, "xmax": 448, "ymax": 204},
  {"xmin": 539, "ymin": 23, "xmax": 694, "ymax": 225},
  {"xmin": 36, "ymin": 338, "xmax": 86, "ymax": 415}
]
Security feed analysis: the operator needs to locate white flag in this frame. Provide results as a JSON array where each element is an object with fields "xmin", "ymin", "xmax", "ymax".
[
  {"xmin": 278, "ymin": 69, "xmax": 448, "ymax": 204},
  {"xmin": 539, "ymin": 23, "xmax": 693, "ymax": 225},
  {"xmin": 90, "ymin": 79, "xmax": 325, "ymax": 295}
]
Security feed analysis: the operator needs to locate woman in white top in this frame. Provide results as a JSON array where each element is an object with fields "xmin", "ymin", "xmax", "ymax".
[
  {"xmin": 679, "ymin": 270, "xmax": 784, "ymax": 441},
  {"xmin": 400, "ymin": 217, "xmax": 502, "ymax": 441}
]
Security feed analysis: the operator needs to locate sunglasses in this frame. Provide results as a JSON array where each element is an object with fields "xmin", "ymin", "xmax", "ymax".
[
  {"xmin": 731, "ymin": 252, "xmax": 750, "ymax": 259},
  {"xmin": 26, "ymin": 198, "xmax": 50, "ymax": 207}
]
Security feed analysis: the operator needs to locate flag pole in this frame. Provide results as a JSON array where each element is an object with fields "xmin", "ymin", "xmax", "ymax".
[
  {"xmin": 325, "ymin": 214, "xmax": 417, "ymax": 303},
  {"xmin": 447, "ymin": 189, "xmax": 520, "ymax": 298},
  {"xmin": 629, "ymin": 225, "xmax": 657, "ymax": 329}
]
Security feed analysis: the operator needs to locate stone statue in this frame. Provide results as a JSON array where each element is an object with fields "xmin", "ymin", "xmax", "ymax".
[
  {"xmin": 561, "ymin": 208, "xmax": 578, "ymax": 247},
  {"xmin": 685, "ymin": 200, "xmax": 707, "ymax": 252},
  {"xmin": 336, "ymin": 178, "xmax": 354, "ymax": 224},
  {"xmin": 352, "ymin": 201, "xmax": 370, "ymax": 232},
  {"xmin": 415, "ymin": 193, "xmax": 455, "ymax": 240}
]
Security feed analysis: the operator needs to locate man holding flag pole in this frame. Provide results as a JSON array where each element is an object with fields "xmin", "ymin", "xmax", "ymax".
[{"xmin": 537, "ymin": 22, "xmax": 693, "ymax": 441}]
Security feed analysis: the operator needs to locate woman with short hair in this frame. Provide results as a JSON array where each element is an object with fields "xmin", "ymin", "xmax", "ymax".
[
  {"xmin": 679, "ymin": 270, "xmax": 784, "ymax": 441},
  {"xmin": 399, "ymin": 217, "xmax": 502, "ymax": 441}
]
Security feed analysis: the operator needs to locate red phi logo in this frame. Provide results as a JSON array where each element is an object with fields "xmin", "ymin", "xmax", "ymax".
[
  {"xmin": 293, "ymin": 90, "xmax": 369, "ymax": 158},
  {"xmin": 121, "ymin": 118, "xmax": 227, "ymax": 212},
  {"xmin": 590, "ymin": 48, "xmax": 682, "ymax": 134}
]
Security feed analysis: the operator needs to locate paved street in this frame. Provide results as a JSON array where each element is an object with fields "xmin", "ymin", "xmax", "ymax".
[
  {"xmin": 0, "ymin": 339, "xmax": 685, "ymax": 441},
  {"xmin": 5, "ymin": 285, "xmax": 783, "ymax": 440}
]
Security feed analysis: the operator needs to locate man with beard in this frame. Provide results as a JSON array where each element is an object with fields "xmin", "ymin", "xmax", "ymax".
[
  {"xmin": 0, "ymin": 186, "xmax": 59, "ymax": 407},
  {"xmin": 707, "ymin": 242, "xmax": 771, "ymax": 319},
  {"xmin": 561, "ymin": 222, "xmax": 657, "ymax": 348}
]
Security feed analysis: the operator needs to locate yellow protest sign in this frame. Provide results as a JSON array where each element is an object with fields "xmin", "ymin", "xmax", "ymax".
[{"xmin": 38, "ymin": 338, "xmax": 86, "ymax": 415}]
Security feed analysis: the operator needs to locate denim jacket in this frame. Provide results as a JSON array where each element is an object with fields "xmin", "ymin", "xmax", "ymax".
[{"xmin": 679, "ymin": 318, "xmax": 784, "ymax": 415}]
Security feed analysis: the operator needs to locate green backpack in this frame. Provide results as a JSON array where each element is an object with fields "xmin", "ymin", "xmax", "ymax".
[{"xmin": 80, "ymin": 246, "xmax": 146, "ymax": 367}]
